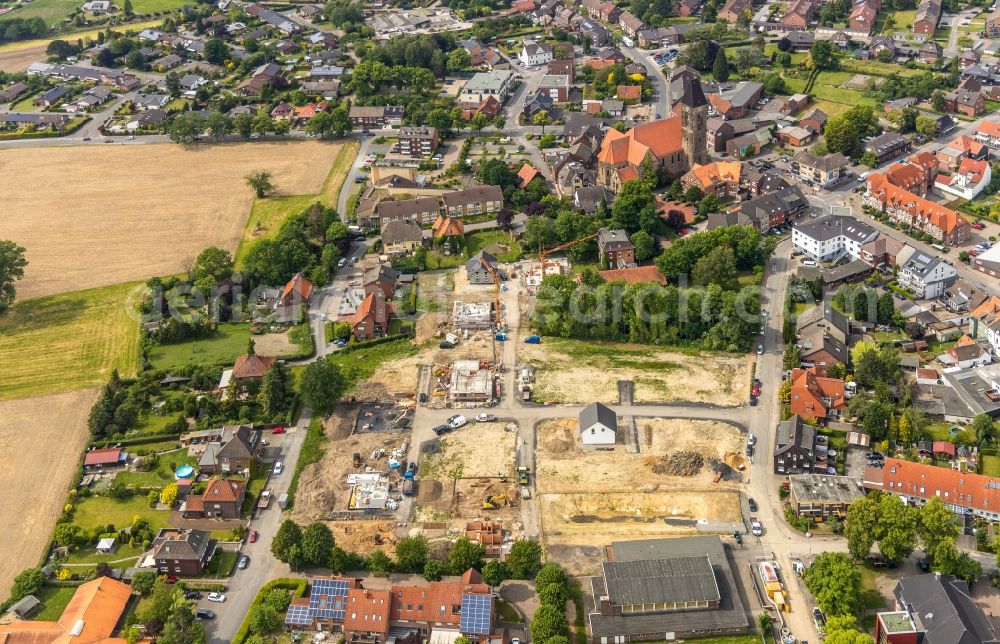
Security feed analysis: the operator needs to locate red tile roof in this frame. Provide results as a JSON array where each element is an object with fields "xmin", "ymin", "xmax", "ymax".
[
  {"xmin": 617, "ymin": 84, "xmax": 641, "ymax": 101},
  {"xmin": 932, "ymin": 440, "xmax": 956, "ymax": 455},
  {"xmin": 345, "ymin": 589, "xmax": 392, "ymax": 634},
  {"xmin": 517, "ymin": 163, "xmax": 540, "ymax": 188},
  {"xmin": 866, "ymin": 173, "xmax": 967, "ymax": 234},
  {"xmin": 279, "ymin": 272, "xmax": 314, "ymax": 305},
  {"xmin": 203, "ymin": 477, "xmax": 246, "ymax": 503},
  {"xmin": 232, "ymin": 354, "xmax": 275, "ymax": 380},
  {"xmin": 0, "ymin": 577, "xmax": 134, "ymax": 644},
  {"xmin": 84, "ymin": 448, "xmax": 122, "ymax": 467},
  {"xmin": 873, "ymin": 458, "xmax": 1000, "ymax": 512},
  {"xmin": 789, "ymin": 367, "xmax": 845, "ymax": 419}
]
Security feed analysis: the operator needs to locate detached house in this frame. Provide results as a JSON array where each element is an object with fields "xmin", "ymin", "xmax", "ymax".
[
  {"xmin": 618, "ymin": 10, "xmax": 646, "ymax": 36},
  {"xmin": 579, "ymin": 402, "xmax": 617, "ymax": 445},
  {"xmin": 197, "ymin": 424, "xmax": 261, "ymax": 475},
  {"xmin": 943, "ymin": 334, "xmax": 991, "ymax": 369},
  {"xmin": 352, "ymin": 290, "xmax": 389, "ymax": 340},
  {"xmin": 276, "ymin": 272, "xmax": 313, "ymax": 318},
  {"xmin": 789, "ymin": 367, "xmax": 846, "ymax": 420},
  {"xmin": 230, "ymin": 353, "xmax": 275, "ymax": 383},
  {"xmin": 182, "ymin": 477, "xmax": 246, "ymax": 519},
  {"xmin": 381, "ymin": 220, "xmax": 424, "ymax": 256},
  {"xmin": 898, "ymin": 252, "xmax": 958, "ymax": 299},
  {"xmin": 597, "ymin": 228, "xmax": 635, "ymax": 268},
  {"xmin": 152, "ymin": 528, "xmax": 216, "ymax": 576}
]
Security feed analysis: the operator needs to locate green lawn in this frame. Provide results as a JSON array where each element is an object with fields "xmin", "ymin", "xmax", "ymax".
[
  {"xmin": 495, "ymin": 598, "xmax": 522, "ymax": 623},
  {"xmin": 130, "ymin": 0, "xmax": 190, "ymax": 12},
  {"xmin": 6, "ymin": 0, "xmax": 92, "ymax": 24},
  {"xmin": 32, "ymin": 586, "xmax": 77, "ymax": 621},
  {"xmin": 148, "ymin": 323, "xmax": 251, "ymax": 370},
  {"xmin": 205, "ymin": 550, "xmax": 239, "ymax": 577},
  {"xmin": 0, "ymin": 282, "xmax": 141, "ymax": 400},
  {"xmin": 113, "ymin": 449, "xmax": 199, "ymax": 488},
  {"xmin": 327, "ymin": 338, "xmax": 421, "ymax": 388},
  {"xmin": 924, "ymin": 421, "xmax": 959, "ymax": 441},
  {"xmin": 465, "ymin": 230, "xmax": 523, "ymax": 263},
  {"xmin": 72, "ymin": 495, "xmax": 170, "ymax": 533},
  {"xmin": 893, "ymin": 9, "xmax": 916, "ymax": 29},
  {"xmin": 982, "ymin": 455, "xmax": 1000, "ymax": 477},
  {"xmin": 134, "ymin": 413, "xmax": 181, "ymax": 436},
  {"xmin": 858, "ymin": 563, "xmax": 887, "ymax": 610},
  {"xmin": 63, "ymin": 542, "xmax": 147, "ymax": 566}
]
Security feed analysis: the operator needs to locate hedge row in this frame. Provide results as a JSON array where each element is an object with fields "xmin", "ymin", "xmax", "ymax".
[
  {"xmin": 338, "ymin": 333, "xmax": 412, "ymax": 355},
  {"xmin": 90, "ymin": 432, "xmax": 183, "ymax": 449},
  {"xmin": 232, "ymin": 578, "xmax": 308, "ymax": 644}
]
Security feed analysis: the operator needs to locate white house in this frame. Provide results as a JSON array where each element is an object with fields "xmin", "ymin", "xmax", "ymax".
[
  {"xmin": 792, "ymin": 215, "xmax": 879, "ymax": 262},
  {"xmin": 579, "ymin": 402, "xmax": 617, "ymax": 446},
  {"xmin": 934, "ymin": 158, "xmax": 992, "ymax": 201},
  {"xmin": 83, "ymin": 0, "xmax": 111, "ymax": 12},
  {"xmin": 898, "ymin": 252, "xmax": 958, "ymax": 299},
  {"xmin": 519, "ymin": 39, "xmax": 554, "ymax": 67}
]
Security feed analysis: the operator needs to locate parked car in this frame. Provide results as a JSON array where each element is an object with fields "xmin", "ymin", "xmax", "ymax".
[
  {"xmin": 750, "ymin": 519, "xmax": 763, "ymax": 536},
  {"xmin": 748, "ymin": 498, "xmax": 758, "ymax": 512},
  {"xmin": 756, "ymin": 344, "xmax": 764, "ymax": 355},
  {"xmin": 749, "ymin": 396, "xmax": 758, "ymax": 406},
  {"xmin": 196, "ymin": 608, "xmax": 216, "ymax": 620},
  {"xmin": 207, "ymin": 592, "xmax": 226, "ymax": 603},
  {"xmin": 748, "ymin": 433, "xmax": 756, "ymax": 446},
  {"xmin": 439, "ymin": 341, "xmax": 455, "ymax": 349},
  {"xmin": 273, "ymin": 461, "xmax": 283, "ymax": 475},
  {"xmin": 419, "ymin": 393, "xmax": 428, "ymax": 403},
  {"xmin": 248, "ymin": 530, "xmax": 258, "ymax": 543},
  {"xmin": 476, "ymin": 413, "xmax": 496, "ymax": 422},
  {"xmin": 184, "ymin": 590, "xmax": 202, "ymax": 600},
  {"xmin": 448, "ymin": 414, "xmax": 467, "ymax": 428},
  {"xmin": 433, "ymin": 424, "xmax": 453, "ymax": 436},
  {"xmin": 238, "ymin": 555, "xmax": 250, "ymax": 569},
  {"xmin": 271, "ymin": 426, "xmax": 286, "ymax": 435}
]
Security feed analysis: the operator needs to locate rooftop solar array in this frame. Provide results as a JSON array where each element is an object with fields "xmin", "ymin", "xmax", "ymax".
[
  {"xmin": 310, "ymin": 578, "xmax": 351, "ymax": 621},
  {"xmin": 285, "ymin": 603, "xmax": 312, "ymax": 626},
  {"xmin": 460, "ymin": 594, "xmax": 492, "ymax": 635}
]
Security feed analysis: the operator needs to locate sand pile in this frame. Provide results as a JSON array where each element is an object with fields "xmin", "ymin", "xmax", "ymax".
[{"xmin": 651, "ymin": 451, "xmax": 704, "ymax": 476}]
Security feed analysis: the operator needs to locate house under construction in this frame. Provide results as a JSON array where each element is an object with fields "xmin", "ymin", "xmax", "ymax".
[
  {"xmin": 449, "ymin": 359, "xmax": 495, "ymax": 402},
  {"xmin": 452, "ymin": 301, "xmax": 493, "ymax": 330}
]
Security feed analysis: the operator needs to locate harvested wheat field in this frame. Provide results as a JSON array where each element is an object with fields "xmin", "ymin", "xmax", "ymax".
[
  {"xmin": 537, "ymin": 419, "xmax": 746, "ymax": 494},
  {"xmin": 520, "ymin": 339, "xmax": 749, "ymax": 405},
  {"xmin": 1, "ymin": 141, "xmax": 344, "ymax": 300},
  {"xmin": 0, "ymin": 389, "xmax": 98, "ymax": 599},
  {"xmin": 419, "ymin": 422, "xmax": 517, "ymax": 479}
]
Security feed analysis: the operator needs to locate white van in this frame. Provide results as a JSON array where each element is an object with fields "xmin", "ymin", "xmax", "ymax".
[{"xmin": 802, "ymin": 258, "xmax": 817, "ymax": 267}]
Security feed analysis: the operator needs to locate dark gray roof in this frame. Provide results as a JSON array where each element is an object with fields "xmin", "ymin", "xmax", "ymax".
[
  {"xmin": 796, "ymin": 304, "xmax": 850, "ymax": 339},
  {"xmin": 466, "ymin": 250, "xmax": 498, "ymax": 273},
  {"xmin": 774, "ymin": 415, "xmax": 815, "ymax": 455},
  {"xmin": 603, "ymin": 556, "xmax": 720, "ymax": 605},
  {"xmin": 739, "ymin": 185, "xmax": 806, "ymax": 223},
  {"xmin": 895, "ymin": 575, "xmax": 999, "ymax": 644},
  {"xmin": 678, "ymin": 75, "xmax": 707, "ymax": 108},
  {"xmin": 152, "ymin": 529, "xmax": 212, "ymax": 561},
  {"xmin": 579, "ymin": 402, "xmax": 616, "ymax": 433}
]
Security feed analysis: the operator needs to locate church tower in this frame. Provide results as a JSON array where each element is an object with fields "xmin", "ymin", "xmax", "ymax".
[{"xmin": 678, "ymin": 76, "xmax": 708, "ymax": 168}]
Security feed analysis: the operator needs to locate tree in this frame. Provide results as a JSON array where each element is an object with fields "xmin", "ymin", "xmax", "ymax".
[
  {"xmin": 482, "ymin": 560, "xmax": 508, "ymax": 586},
  {"xmin": 534, "ymin": 563, "xmax": 568, "ymax": 590},
  {"xmin": 205, "ymin": 112, "xmax": 231, "ymax": 141},
  {"xmin": 423, "ymin": 559, "xmax": 448, "ymax": 581},
  {"xmin": 845, "ymin": 493, "xmax": 918, "ymax": 562},
  {"xmin": 204, "ymin": 38, "xmax": 229, "ymax": 65},
  {"xmin": 533, "ymin": 110, "xmax": 552, "ymax": 133},
  {"xmin": 860, "ymin": 151, "xmax": 878, "ymax": 168},
  {"xmin": 852, "ymin": 288, "xmax": 870, "ymax": 322},
  {"xmin": 131, "ymin": 570, "xmax": 157, "ymax": 595},
  {"xmin": 758, "ymin": 611, "xmax": 774, "ymax": 632},
  {"xmin": 850, "ymin": 341, "xmax": 899, "ymax": 388},
  {"xmin": 538, "ymin": 582, "xmax": 568, "ymax": 608},
  {"xmin": 260, "ymin": 362, "xmax": 290, "ymax": 418},
  {"xmin": 470, "ymin": 112, "xmax": 489, "ymax": 136},
  {"xmin": 160, "ymin": 483, "xmax": 179, "ymax": 507},
  {"xmin": 168, "ymin": 113, "xmax": 203, "ymax": 144},
  {"xmin": 158, "ymin": 599, "xmax": 205, "ymax": 644},
  {"xmin": 245, "ymin": 170, "xmax": 274, "ymax": 198},
  {"xmin": 367, "ymin": 549, "xmax": 394, "ymax": 575},
  {"xmin": 394, "ymin": 535, "xmax": 429, "ymax": 573},
  {"xmin": 877, "ymin": 291, "xmax": 894, "ymax": 325},
  {"xmin": 804, "ymin": 552, "xmax": 862, "ymax": 616},
  {"xmin": 824, "ymin": 616, "xmax": 874, "ymax": 644},
  {"xmin": 684, "ymin": 185, "xmax": 704, "ymax": 204},
  {"xmin": 234, "ymin": 113, "xmax": 254, "ymax": 138},
  {"xmin": 9, "ymin": 568, "xmax": 45, "ymax": 602},
  {"xmin": 777, "ymin": 36, "xmax": 791, "ymax": 51},
  {"xmin": 123, "ymin": 0, "xmax": 134, "ymax": 15},
  {"xmin": 611, "ymin": 180, "xmax": 656, "ymax": 234},
  {"xmin": 46, "ymin": 39, "xmax": 76, "ymax": 59},
  {"xmin": 783, "ymin": 343, "xmax": 802, "ymax": 370},
  {"xmin": 448, "ymin": 537, "xmax": 486, "ymax": 574},
  {"xmin": 824, "ymin": 115, "xmax": 860, "ymax": 156},
  {"xmin": 53, "ymin": 521, "xmax": 80, "ymax": 546},
  {"xmin": 523, "ymin": 216, "xmax": 559, "ymax": 252},
  {"xmin": 301, "ymin": 522, "xmax": 335, "ymax": 567},
  {"xmin": 973, "ymin": 413, "xmax": 996, "ymax": 445},
  {"xmin": 248, "ymin": 604, "xmax": 281, "ymax": 636},
  {"xmin": 712, "ymin": 47, "xmax": 729, "ymax": 82},
  {"xmin": 271, "ymin": 519, "xmax": 303, "ymax": 562},
  {"xmin": 698, "ymin": 193, "xmax": 720, "ymax": 217},
  {"xmin": 529, "ymin": 604, "xmax": 567, "ymax": 643},
  {"xmin": 193, "ymin": 246, "xmax": 233, "ymax": 281},
  {"xmin": 447, "ymin": 47, "xmax": 470, "ymax": 72},
  {"xmin": 299, "ymin": 357, "xmax": 347, "ymax": 414},
  {"xmin": 810, "ymin": 39, "xmax": 837, "ymax": 70},
  {"xmin": 507, "ymin": 539, "xmax": 543, "ymax": 579},
  {"xmin": 692, "ymin": 246, "xmax": 738, "ymax": 291},
  {"xmin": 920, "ymin": 496, "xmax": 959, "ymax": 556},
  {"xmin": 915, "ymin": 115, "xmax": 938, "ymax": 138},
  {"xmin": 932, "ymin": 90, "xmax": 947, "ymax": 112},
  {"xmin": 630, "ymin": 231, "xmax": 656, "ymax": 262},
  {"xmin": 497, "ymin": 208, "xmax": 515, "ymax": 232}
]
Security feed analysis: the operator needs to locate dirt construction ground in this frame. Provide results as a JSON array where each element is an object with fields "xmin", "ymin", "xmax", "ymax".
[
  {"xmin": 0, "ymin": 389, "xmax": 98, "ymax": 598},
  {"xmin": 536, "ymin": 418, "xmax": 745, "ymax": 574},
  {"xmin": 1, "ymin": 141, "xmax": 343, "ymax": 300},
  {"xmin": 519, "ymin": 339, "xmax": 749, "ymax": 405},
  {"xmin": 418, "ymin": 422, "xmax": 518, "ymax": 479}
]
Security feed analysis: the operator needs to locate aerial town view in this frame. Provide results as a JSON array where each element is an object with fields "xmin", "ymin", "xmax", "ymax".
[{"xmin": 10, "ymin": 0, "xmax": 1000, "ymax": 641}]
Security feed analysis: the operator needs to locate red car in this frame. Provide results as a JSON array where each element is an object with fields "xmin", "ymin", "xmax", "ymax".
[
  {"xmin": 751, "ymin": 385, "xmax": 761, "ymax": 397},
  {"xmin": 973, "ymin": 222, "xmax": 986, "ymax": 230},
  {"xmin": 271, "ymin": 426, "xmax": 286, "ymax": 435},
  {"xmin": 165, "ymin": 575, "xmax": 178, "ymax": 584},
  {"xmin": 677, "ymin": 229, "xmax": 688, "ymax": 236},
  {"xmin": 248, "ymin": 530, "xmax": 258, "ymax": 543}
]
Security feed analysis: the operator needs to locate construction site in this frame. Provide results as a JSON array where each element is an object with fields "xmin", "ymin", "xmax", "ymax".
[{"xmin": 535, "ymin": 417, "xmax": 747, "ymax": 573}]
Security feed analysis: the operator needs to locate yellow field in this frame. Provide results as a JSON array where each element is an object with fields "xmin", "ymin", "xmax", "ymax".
[
  {"xmin": 0, "ymin": 141, "xmax": 344, "ymax": 299},
  {"xmin": 0, "ymin": 389, "xmax": 98, "ymax": 597},
  {"xmin": 0, "ymin": 20, "xmax": 162, "ymax": 72},
  {"xmin": 0, "ymin": 282, "xmax": 141, "ymax": 400}
]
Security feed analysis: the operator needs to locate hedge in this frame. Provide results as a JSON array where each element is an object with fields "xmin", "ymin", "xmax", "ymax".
[
  {"xmin": 232, "ymin": 578, "xmax": 308, "ymax": 644},
  {"xmin": 338, "ymin": 334, "xmax": 412, "ymax": 355},
  {"xmin": 90, "ymin": 432, "xmax": 183, "ymax": 449}
]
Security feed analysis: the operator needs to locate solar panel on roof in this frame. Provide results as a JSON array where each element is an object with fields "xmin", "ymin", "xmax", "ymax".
[
  {"xmin": 310, "ymin": 579, "xmax": 350, "ymax": 620},
  {"xmin": 460, "ymin": 594, "xmax": 492, "ymax": 635},
  {"xmin": 286, "ymin": 604, "xmax": 313, "ymax": 626}
]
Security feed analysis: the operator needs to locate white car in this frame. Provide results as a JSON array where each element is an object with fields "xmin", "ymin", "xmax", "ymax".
[
  {"xmin": 750, "ymin": 519, "xmax": 763, "ymax": 537},
  {"xmin": 448, "ymin": 414, "xmax": 467, "ymax": 428},
  {"xmin": 207, "ymin": 592, "xmax": 226, "ymax": 603},
  {"xmin": 273, "ymin": 461, "xmax": 283, "ymax": 475},
  {"xmin": 747, "ymin": 433, "xmax": 756, "ymax": 447},
  {"xmin": 476, "ymin": 413, "xmax": 495, "ymax": 422}
]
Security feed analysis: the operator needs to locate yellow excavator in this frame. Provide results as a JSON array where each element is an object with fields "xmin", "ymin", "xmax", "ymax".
[{"xmin": 483, "ymin": 494, "xmax": 510, "ymax": 510}]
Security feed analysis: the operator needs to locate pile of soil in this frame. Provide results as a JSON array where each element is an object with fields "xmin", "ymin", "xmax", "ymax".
[
  {"xmin": 651, "ymin": 451, "xmax": 704, "ymax": 476},
  {"xmin": 417, "ymin": 479, "xmax": 444, "ymax": 502},
  {"xmin": 416, "ymin": 312, "xmax": 448, "ymax": 342},
  {"xmin": 706, "ymin": 458, "xmax": 740, "ymax": 481},
  {"xmin": 421, "ymin": 438, "xmax": 441, "ymax": 454}
]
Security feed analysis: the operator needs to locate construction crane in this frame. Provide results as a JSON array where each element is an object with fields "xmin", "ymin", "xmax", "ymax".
[{"xmin": 538, "ymin": 232, "xmax": 600, "ymax": 273}]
